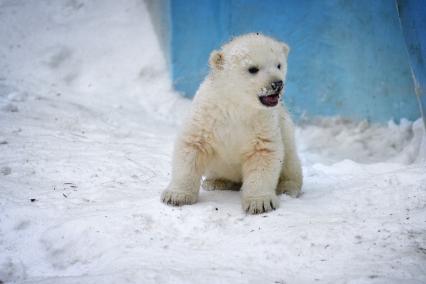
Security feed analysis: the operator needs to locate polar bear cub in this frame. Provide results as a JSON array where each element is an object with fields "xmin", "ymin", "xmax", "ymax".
[{"xmin": 162, "ymin": 33, "xmax": 303, "ymax": 214}]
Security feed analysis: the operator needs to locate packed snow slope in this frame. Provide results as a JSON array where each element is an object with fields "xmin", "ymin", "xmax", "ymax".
[{"xmin": 0, "ymin": 1, "xmax": 425, "ymax": 283}]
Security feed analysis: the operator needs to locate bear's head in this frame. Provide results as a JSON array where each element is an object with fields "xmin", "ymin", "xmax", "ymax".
[{"xmin": 209, "ymin": 33, "xmax": 290, "ymax": 109}]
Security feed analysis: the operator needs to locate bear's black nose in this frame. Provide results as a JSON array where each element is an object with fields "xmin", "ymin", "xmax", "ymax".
[{"xmin": 271, "ymin": 80, "xmax": 283, "ymax": 91}]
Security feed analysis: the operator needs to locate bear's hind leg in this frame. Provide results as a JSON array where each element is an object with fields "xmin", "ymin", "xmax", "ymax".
[
  {"xmin": 276, "ymin": 108, "xmax": 303, "ymax": 197},
  {"xmin": 276, "ymin": 177, "xmax": 302, "ymax": 197},
  {"xmin": 202, "ymin": 178, "xmax": 241, "ymax": 191},
  {"xmin": 276, "ymin": 143, "xmax": 303, "ymax": 198}
]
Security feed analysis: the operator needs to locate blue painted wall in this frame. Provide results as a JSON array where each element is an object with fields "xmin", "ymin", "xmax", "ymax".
[
  {"xmin": 397, "ymin": 0, "xmax": 426, "ymax": 127},
  {"xmin": 169, "ymin": 0, "xmax": 421, "ymax": 122}
]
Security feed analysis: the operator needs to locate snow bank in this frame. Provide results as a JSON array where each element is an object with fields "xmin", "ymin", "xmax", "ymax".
[
  {"xmin": 298, "ymin": 117, "xmax": 426, "ymax": 165},
  {"xmin": 0, "ymin": 1, "xmax": 425, "ymax": 283},
  {"xmin": 0, "ymin": 0, "xmax": 190, "ymax": 123}
]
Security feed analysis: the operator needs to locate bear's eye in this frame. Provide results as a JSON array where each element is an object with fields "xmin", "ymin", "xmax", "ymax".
[
  {"xmin": 277, "ymin": 64, "xmax": 281, "ymax": 70},
  {"xmin": 248, "ymin": 66, "xmax": 259, "ymax": 74}
]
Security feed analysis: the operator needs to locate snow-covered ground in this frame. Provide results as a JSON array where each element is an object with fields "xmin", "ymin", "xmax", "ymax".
[{"xmin": 0, "ymin": 1, "xmax": 425, "ymax": 283}]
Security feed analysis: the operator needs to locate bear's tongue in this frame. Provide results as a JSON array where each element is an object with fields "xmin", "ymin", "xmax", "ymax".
[{"xmin": 259, "ymin": 94, "xmax": 279, "ymax": 107}]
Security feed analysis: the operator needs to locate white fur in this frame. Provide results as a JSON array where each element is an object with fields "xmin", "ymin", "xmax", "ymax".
[{"xmin": 162, "ymin": 33, "xmax": 303, "ymax": 214}]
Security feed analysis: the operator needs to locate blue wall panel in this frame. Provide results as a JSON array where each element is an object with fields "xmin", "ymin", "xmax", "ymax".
[
  {"xmin": 397, "ymin": 0, "xmax": 426, "ymax": 127},
  {"xmin": 170, "ymin": 0, "xmax": 421, "ymax": 122},
  {"xmin": 171, "ymin": 0, "xmax": 230, "ymax": 96}
]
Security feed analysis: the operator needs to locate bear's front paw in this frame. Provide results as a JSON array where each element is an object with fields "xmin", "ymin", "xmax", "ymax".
[
  {"xmin": 161, "ymin": 190, "xmax": 197, "ymax": 206},
  {"xmin": 277, "ymin": 180, "xmax": 302, "ymax": 197},
  {"xmin": 242, "ymin": 194, "xmax": 279, "ymax": 214}
]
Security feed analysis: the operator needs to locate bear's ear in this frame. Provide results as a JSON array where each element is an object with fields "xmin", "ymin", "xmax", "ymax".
[
  {"xmin": 282, "ymin": 43, "xmax": 290, "ymax": 57},
  {"xmin": 209, "ymin": 50, "xmax": 225, "ymax": 70}
]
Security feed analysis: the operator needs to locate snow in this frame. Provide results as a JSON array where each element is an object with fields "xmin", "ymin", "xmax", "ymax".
[{"xmin": 0, "ymin": 1, "xmax": 425, "ymax": 283}]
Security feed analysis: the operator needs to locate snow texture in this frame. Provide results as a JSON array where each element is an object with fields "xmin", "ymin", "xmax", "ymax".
[{"xmin": 0, "ymin": 1, "xmax": 425, "ymax": 283}]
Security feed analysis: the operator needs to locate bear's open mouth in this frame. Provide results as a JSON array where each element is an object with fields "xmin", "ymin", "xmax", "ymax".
[{"xmin": 259, "ymin": 92, "xmax": 280, "ymax": 107}]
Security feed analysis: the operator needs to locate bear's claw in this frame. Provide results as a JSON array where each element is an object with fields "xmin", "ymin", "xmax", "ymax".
[
  {"xmin": 161, "ymin": 190, "xmax": 197, "ymax": 206},
  {"xmin": 242, "ymin": 194, "xmax": 279, "ymax": 214}
]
